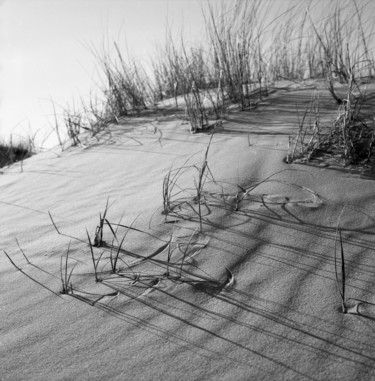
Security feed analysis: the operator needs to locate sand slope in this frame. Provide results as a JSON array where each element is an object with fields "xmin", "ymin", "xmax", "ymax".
[{"xmin": 1, "ymin": 82, "xmax": 375, "ymax": 380}]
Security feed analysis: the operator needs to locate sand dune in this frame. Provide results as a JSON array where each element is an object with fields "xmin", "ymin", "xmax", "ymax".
[{"xmin": 1, "ymin": 82, "xmax": 375, "ymax": 380}]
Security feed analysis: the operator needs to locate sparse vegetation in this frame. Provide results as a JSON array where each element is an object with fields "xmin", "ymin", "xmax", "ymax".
[
  {"xmin": 53, "ymin": 1, "xmax": 375, "ymax": 165},
  {"xmin": 4, "ymin": 3, "xmax": 375, "ymax": 380},
  {"xmin": 16, "ymin": 0, "xmax": 370, "ymax": 166},
  {"xmin": 0, "ymin": 136, "xmax": 35, "ymax": 169},
  {"xmin": 162, "ymin": 133, "xmax": 216, "ymax": 232}
]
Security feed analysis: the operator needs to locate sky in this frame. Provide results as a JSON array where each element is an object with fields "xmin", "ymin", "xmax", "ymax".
[{"xmin": 0, "ymin": 0, "xmax": 206, "ymax": 148}]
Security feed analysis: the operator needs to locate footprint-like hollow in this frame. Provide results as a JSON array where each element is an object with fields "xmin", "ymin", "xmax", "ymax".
[
  {"xmin": 191, "ymin": 268, "xmax": 234, "ymax": 294},
  {"xmin": 261, "ymin": 185, "xmax": 322, "ymax": 209}
]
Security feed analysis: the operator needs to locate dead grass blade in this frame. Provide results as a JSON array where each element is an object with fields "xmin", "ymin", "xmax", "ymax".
[
  {"xmin": 48, "ymin": 211, "xmax": 86, "ymax": 244},
  {"xmin": 334, "ymin": 206, "xmax": 347, "ymax": 313},
  {"xmin": 60, "ymin": 242, "xmax": 77, "ymax": 294},
  {"xmin": 86, "ymin": 229, "xmax": 102, "ymax": 282},
  {"xmin": 15, "ymin": 238, "xmax": 30, "ymax": 264},
  {"xmin": 3, "ymin": 250, "xmax": 60, "ymax": 297}
]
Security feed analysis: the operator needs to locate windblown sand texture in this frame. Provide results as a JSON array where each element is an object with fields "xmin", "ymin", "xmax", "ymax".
[{"xmin": 1, "ymin": 81, "xmax": 375, "ymax": 380}]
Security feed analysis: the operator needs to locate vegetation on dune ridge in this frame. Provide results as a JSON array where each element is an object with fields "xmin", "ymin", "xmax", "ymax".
[
  {"xmin": 2, "ymin": 0, "xmax": 373, "ymax": 165},
  {"xmin": 46, "ymin": 0, "xmax": 375, "ymax": 165}
]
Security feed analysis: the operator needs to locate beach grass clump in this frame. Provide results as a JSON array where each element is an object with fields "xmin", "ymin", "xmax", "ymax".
[
  {"xmin": 50, "ymin": 98, "xmax": 85, "ymax": 149},
  {"xmin": 184, "ymin": 82, "xmax": 208, "ymax": 133},
  {"xmin": 204, "ymin": 0, "xmax": 265, "ymax": 110},
  {"xmin": 79, "ymin": 93, "xmax": 114, "ymax": 137},
  {"xmin": 287, "ymin": 0, "xmax": 375, "ymax": 166},
  {"xmin": 308, "ymin": 1, "xmax": 374, "ymax": 105},
  {"xmin": 91, "ymin": 40, "xmax": 156, "ymax": 118},
  {"xmin": 178, "ymin": 42, "xmax": 209, "ymax": 130},
  {"xmin": 41, "ymin": 0, "xmax": 375, "ymax": 158},
  {"xmin": 287, "ymin": 95, "xmax": 321, "ymax": 163},
  {"xmin": 287, "ymin": 87, "xmax": 375, "ymax": 164},
  {"xmin": 162, "ymin": 132, "xmax": 215, "ymax": 232},
  {"xmin": 162, "ymin": 166, "xmax": 186, "ymax": 218},
  {"xmin": 269, "ymin": 5, "xmax": 318, "ymax": 81},
  {"xmin": 63, "ymin": 107, "xmax": 84, "ymax": 147},
  {"xmin": 152, "ymin": 30, "xmax": 224, "ymax": 127},
  {"xmin": 0, "ymin": 136, "xmax": 35, "ymax": 169},
  {"xmin": 331, "ymin": 90, "xmax": 375, "ymax": 163},
  {"xmin": 50, "ymin": 94, "xmax": 116, "ymax": 150}
]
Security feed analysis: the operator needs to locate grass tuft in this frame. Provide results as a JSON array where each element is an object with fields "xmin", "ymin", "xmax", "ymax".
[{"xmin": 0, "ymin": 136, "xmax": 35, "ymax": 169}]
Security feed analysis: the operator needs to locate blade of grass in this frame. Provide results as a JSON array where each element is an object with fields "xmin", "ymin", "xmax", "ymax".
[
  {"xmin": 4, "ymin": 250, "xmax": 60, "ymax": 296},
  {"xmin": 15, "ymin": 238, "xmax": 30, "ymax": 264},
  {"xmin": 48, "ymin": 211, "xmax": 86, "ymax": 244},
  {"xmin": 179, "ymin": 228, "xmax": 197, "ymax": 276}
]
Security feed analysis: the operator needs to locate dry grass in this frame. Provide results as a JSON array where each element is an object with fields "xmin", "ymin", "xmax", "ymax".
[
  {"xmin": 0, "ymin": 136, "xmax": 35, "ymax": 169},
  {"xmin": 30, "ymin": 0, "xmax": 374, "ymax": 165}
]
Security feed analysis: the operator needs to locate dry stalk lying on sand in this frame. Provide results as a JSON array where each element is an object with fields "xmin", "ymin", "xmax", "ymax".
[
  {"xmin": 3, "ymin": 249, "xmax": 60, "ymax": 297},
  {"xmin": 48, "ymin": 211, "xmax": 86, "ymax": 244}
]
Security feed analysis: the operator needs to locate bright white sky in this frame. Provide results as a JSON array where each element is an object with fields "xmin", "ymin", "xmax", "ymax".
[{"xmin": 0, "ymin": 0, "xmax": 205, "ymax": 147}]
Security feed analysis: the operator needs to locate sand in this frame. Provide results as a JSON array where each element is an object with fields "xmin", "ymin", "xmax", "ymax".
[{"xmin": 1, "ymin": 81, "xmax": 375, "ymax": 380}]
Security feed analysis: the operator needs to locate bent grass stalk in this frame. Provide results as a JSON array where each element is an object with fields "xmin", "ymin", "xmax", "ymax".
[
  {"xmin": 15, "ymin": 238, "xmax": 30, "ymax": 264},
  {"xmin": 49, "ymin": 211, "xmax": 87, "ymax": 244},
  {"xmin": 3, "ymin": 250, "xmax": 59, "ymax": 296}
]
